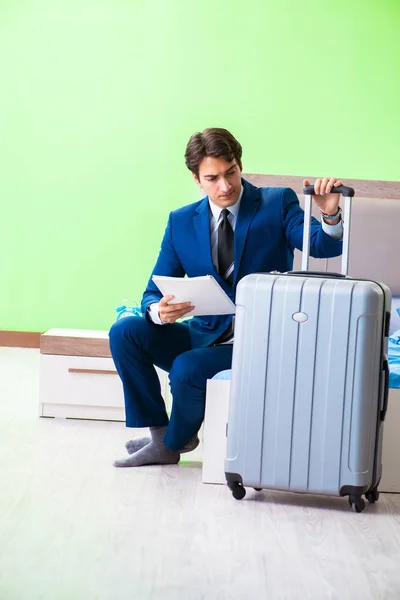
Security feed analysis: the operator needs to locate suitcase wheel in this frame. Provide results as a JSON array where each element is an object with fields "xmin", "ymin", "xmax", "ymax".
[
  {"xmin": 348, "ymin": 495, "xmax": 366, "ymax": 513},
  {"xmin": 365, "ymin": 488, "xmax": 380, "ymax": 504},
  {"xmin": 230, "ymin": 483, "xmax": 246, "ymax": 500}
]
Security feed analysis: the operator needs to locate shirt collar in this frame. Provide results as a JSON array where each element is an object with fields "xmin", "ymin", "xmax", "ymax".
[{"xmin": 208, "ymin": 185, "xmax": 244, "ymax": 222}]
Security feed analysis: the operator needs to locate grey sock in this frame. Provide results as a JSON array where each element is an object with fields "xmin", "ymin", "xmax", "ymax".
[
  {"xmin": 125, "ymin": 426, "xmax": 167, "ymax": 455},
  {"xmin": 180, "ymin": 435, "xmax": 200, "ymax": 454},
  {"xmin": 125, "ymin": 437, "xmax": 150, "ymax": 454},
  {"xmin": 126, "ymin": 431, "xmax": 200, "ymax": 455},
  {"xmin": 114, "ymin": 440, "xmax": 180, "ymax": 468}
]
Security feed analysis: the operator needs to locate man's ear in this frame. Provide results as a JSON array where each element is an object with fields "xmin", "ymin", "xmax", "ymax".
[{"xmin": 192, "ymin": 172, "xmax": 201, "ymax": 187}]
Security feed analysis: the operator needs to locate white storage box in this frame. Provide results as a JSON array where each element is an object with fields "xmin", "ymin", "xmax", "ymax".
[{"xmin": 39, "ymin": 328, "xmax": 168, "ymax": 421}]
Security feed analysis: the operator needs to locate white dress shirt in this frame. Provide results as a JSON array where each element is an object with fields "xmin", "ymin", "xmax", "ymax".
[{"xmin": 149, "ymin": 187, "xmax": 343, "ymax": 325}]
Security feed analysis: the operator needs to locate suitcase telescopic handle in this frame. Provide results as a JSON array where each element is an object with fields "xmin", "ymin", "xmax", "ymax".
[
  {"xmin": 301, "ymin": 184, "xmax": 355, "ymax": 275},
  {"xmin": 303, "ymin": 184, "xmax": 355, "ymax": 197}
]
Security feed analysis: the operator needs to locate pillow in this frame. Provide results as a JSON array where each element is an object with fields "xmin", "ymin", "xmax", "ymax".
[{"xmin": 212, "ymin": 370, "xmax": 232, "ymax": 380}]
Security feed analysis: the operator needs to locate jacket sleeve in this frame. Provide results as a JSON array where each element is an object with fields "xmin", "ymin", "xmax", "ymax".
[
  {"xmin": 281, "ymin": 187, "xmax": 343, "ymax": 259},
  {"xmin": 141, "ymin": 212, "xmax": 185, "ymax": 316}
]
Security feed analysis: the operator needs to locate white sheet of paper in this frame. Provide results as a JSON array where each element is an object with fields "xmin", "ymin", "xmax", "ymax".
[{"xmin": 152, "ymin": 275, "xmax": 236, "ymax": 316}]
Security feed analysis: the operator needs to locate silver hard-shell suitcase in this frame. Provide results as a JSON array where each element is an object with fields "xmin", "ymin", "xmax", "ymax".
[{"xmin": 225, "ymin": 185, "xmax": 391, "ymax": 512}]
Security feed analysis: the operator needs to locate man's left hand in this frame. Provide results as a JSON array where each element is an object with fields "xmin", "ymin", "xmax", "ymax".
[{"xmin": 303, "ymin": 177, "xmax": 344, "ymax": 224}]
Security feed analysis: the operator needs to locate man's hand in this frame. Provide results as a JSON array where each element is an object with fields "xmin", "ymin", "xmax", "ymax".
[
  {"xmin": 303, "ymin": 177, "xmax": 344, "ymax": 225},
  {"xmin": 158, "ymin": 295, "xmax": 194, "ymax": 324}
]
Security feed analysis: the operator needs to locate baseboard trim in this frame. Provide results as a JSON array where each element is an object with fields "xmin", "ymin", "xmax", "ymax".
[{"xmin": 0, "ymin": 331, "xmax": 41, "ymax": 348}]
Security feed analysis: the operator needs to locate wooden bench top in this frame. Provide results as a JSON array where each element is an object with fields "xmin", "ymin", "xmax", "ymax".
[{"xmin": 40, "ymin": 329, "xmax": 112, "ymax": 358}]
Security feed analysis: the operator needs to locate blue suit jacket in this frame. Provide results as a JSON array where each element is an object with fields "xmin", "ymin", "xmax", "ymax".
[{"xmin": 142, "ymin": 179, "xmax": 342, "ymax": 348}]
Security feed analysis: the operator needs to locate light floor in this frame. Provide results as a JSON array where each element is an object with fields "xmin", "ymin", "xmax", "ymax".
[{"xmin": 0, "ymin": 348, "xmax": 400, "ymax": 600}]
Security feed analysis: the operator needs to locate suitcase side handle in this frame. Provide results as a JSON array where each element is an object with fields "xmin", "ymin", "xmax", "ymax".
[
  {"xmin": 289, "ymin": 270, "xmax": 346, "ymax": 278},
  {"xmin": 380, "ymin": 358, "xmax": 390, "ymax": 421},
  {"xmin": 303, "ymin": 184, "xmax": 355, "ymax": 197}
]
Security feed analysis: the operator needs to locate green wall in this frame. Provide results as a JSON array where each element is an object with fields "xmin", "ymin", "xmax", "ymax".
[{"xmin": 1, "ymin": 0, "xmax": 399, "ymax": 332}]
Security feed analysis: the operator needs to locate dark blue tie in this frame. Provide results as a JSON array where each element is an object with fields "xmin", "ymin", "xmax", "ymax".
[
  {"xmin": 218, "ymin": 208, "xmax": 234, "ymax": 286},
  {"xmin": 215, "ymin": 208, "xmax": 234, "ymax": 344}
]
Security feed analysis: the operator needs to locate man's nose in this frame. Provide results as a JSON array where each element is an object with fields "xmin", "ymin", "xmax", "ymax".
[{"xmin": 219, "ymin": 178, "xmax": 230, "ymax": 193}]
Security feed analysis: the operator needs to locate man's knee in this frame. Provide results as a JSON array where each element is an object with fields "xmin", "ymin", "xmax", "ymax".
[
  {"xmin": 169, "ymin": 350, "xmax": 206, "ymax": 390},
  {"xmin": 109, "ymin": 316, "xmax": 150, "ymax": 352}
]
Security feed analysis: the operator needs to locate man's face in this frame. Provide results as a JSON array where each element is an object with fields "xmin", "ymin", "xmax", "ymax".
[{"xmin": 193, "ymin": 156, "xmax": 242, "ymax": 208}]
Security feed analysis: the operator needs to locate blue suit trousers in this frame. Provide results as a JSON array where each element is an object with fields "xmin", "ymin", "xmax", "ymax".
[{"xmin": 109, "ymin": 316, "xmax": 233, "ymax": 450}]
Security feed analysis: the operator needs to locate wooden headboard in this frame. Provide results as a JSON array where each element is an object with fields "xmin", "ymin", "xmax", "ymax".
[
  {"xmin": 243, "ymin": 174, "xmax": 400, "ymax": 200},
  {"xmin": 243, "ymin": 173, "xmax": 400, "ymax": 298}
]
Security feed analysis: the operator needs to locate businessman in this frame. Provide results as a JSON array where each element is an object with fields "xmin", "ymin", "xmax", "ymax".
[{"xmin": 110, "ymin": 128, "xmax": 344, "ymax": 467}]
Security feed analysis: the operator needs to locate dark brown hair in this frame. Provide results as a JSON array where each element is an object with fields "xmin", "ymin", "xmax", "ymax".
[{"xmin": 184, "ymin": 128, "xmax": 243, "ymax": 178}]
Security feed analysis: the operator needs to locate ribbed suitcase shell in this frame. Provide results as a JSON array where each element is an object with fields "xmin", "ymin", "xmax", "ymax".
[{"xmin": 225, "ymin": 273, "xmax": 391, "ymax": 499}]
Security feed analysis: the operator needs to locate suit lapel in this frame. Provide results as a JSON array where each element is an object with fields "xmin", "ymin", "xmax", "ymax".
[{"xmin": 234, "ymin": 181, "xmax": 261, "ymax": 283}]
